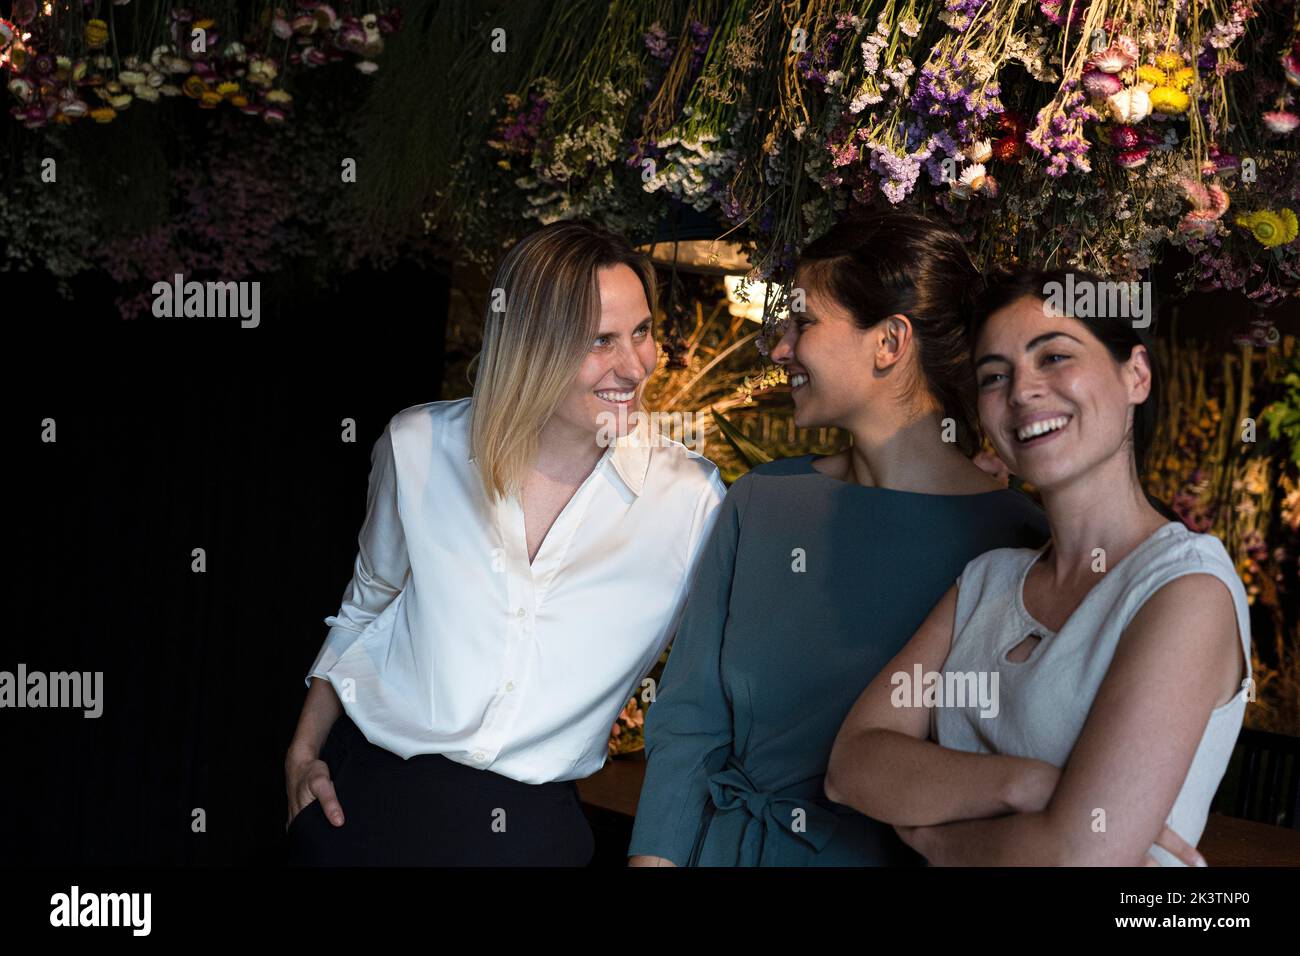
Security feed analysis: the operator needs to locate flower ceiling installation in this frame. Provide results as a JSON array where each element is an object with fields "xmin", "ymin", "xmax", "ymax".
[
  {"xmin": 430, "ymin": 0, "xmax": 1299, "ymax": 347},
  {"xmin": 1, "ymin": 1, "xmax": 400, "ymax": 126},
  {"xmin": 0, "ymin": 2, "xmax": 409, "ymax": 318}
]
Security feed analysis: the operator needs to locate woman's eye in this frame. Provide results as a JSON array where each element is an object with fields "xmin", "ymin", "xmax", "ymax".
[
  {"xmin": 634, "ymin": 324, "xmax": 651, "ymax": 338},
  {"xmin": 979, "ymin": 373, "xmax": 1006, "ymax": 388},
  {"xmin": 1044, "ymin": 353, "xmax": 1070, "ymax": 365},
  {"xmin": 592, "ymin": 336, "xmax": 610, "ymax": 348}
]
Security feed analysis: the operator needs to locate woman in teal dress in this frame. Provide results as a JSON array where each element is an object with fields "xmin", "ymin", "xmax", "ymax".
[{"xmin": 627, "ymin": 210, "xmax": 1051, "ymax": 866}]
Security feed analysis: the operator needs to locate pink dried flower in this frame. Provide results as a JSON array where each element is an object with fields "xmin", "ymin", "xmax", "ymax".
[
  {"xmin": 1284, "ymin": 52, "xmax": 1300, "ymax": 86},
  {"xmin": 1109, "ymin": 124, "xmax": 1140, "ymax": 149},
  {"xmin": 1262, "ymin": 109, "xmax": 1299, "ymax": 134},
  {"xmin": 1088, "ymin": 38, "xmax": 1138, "ymax": 74},
  {"xmin": 1116, "ymin": 147, "xmax": 1150, "ymax": 168},
  {"xmin": 1082, "ymin": 68, "xmax": 1124, "ymax": 98}
]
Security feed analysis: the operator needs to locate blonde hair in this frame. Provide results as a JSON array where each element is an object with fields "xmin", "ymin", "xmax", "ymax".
[{"xmin": 468, "ymin": 219, "xmax": 657, "ymax": 503}]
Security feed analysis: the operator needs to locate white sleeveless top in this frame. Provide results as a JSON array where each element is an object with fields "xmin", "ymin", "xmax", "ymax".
[{"xmin": 934, "ymin": 521, "xmax": 1251, "ymax": 866}]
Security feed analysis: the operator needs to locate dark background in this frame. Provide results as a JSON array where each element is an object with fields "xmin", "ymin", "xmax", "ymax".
[{"xmin": 11, "ymin": 260, "xmax": 450, "ymax": 864}]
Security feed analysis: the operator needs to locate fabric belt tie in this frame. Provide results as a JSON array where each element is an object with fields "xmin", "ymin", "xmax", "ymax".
[{"xmin": 706, "ymin": 756, "xmax": 840, "ymax": 866}]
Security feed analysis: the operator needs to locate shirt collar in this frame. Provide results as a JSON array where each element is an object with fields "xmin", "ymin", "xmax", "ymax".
[
  {"xmin": 465, "ymin": 414, "xmax": 653, "ymax": 497},
  {"xmin": 607, "ymin": 413, "xmax": 653, "ymax": 497}
]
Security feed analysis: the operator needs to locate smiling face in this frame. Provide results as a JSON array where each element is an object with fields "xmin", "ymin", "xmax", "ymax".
[
  {"xmin": 973, "ymin": 294, "xmax": 1152, "ymax": 491},
  {"xmin": 549, "ymin": 263, "xmax": 658, "ymax": 442},
  {"xmin": 768, "ymin": 272, "xmax": 897, "ymax": 429}
]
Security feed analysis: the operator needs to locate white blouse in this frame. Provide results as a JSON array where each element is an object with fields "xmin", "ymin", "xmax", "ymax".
[{"xmin": 304, "ymin": 398, "xmax": 727, "ymax": 784}]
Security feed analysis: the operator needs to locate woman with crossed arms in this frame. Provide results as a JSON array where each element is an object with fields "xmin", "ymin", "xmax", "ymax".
[{"xmin": 826, "ymin": 268, "xmax": 1250, "ymax": 866}]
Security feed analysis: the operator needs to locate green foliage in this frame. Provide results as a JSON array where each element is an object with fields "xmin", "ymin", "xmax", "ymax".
[
  {"xmin": 1260, "ymin": 351, "xmax": 1300, "ymax": 466},
  {"xmin": 710, "ymin": 407, "xmax": 774, "ymax": 483}
]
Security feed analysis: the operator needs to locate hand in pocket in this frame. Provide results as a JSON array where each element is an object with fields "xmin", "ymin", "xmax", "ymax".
[{"xmin": 285, "ymin": 753, "xmax": 346, "ymax": 830}]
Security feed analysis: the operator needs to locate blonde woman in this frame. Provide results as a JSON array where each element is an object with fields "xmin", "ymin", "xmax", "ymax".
[{"xmin": 284, "ymin": 220, "xmax": 726, "ymax": 865}]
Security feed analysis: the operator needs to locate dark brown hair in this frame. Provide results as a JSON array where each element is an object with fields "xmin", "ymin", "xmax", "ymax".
[{"xmin": 795, "ymin": 210, "xmax": 986, "ymax": 457}]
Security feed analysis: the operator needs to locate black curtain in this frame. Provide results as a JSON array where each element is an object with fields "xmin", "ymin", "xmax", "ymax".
[{"xmin": 12, "ymin": 259, "xmax": 451, "ymax": 864}]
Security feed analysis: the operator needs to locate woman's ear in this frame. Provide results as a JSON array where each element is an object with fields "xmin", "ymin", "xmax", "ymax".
[
  {"xmin": 1127, "ymin": 343, "xmax": 1153, "ymax": 405},
  {"xmin": 874, "ymin": 313, "xmax": 913, "ymax": 371}
]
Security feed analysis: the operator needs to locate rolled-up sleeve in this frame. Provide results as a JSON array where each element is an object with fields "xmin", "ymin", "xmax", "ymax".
[
  {"xmin": 304, "ymin": 419, "xmax": 410, "ymax": 689},
  {"xmin": 627, "ymin": 472, "xmax": 750, "ymax": 865}
]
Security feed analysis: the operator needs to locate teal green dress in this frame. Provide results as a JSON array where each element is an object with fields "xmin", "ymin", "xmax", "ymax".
[{"xmin": 627, "ymin": 454, "xmax": 1051, "ymax": 866}]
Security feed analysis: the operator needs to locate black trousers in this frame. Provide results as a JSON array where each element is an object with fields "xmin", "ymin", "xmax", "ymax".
[{"xmin": 286, "ymin": 714, "xmax": 595, "ymax": 866}]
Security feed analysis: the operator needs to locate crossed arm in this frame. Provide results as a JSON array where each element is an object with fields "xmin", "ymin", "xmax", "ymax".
[{"xmin": 824, "ymin": 574, "xmax": 1242, "ymax": 866}]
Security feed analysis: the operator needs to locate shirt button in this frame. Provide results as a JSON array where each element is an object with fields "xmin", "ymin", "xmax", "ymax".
[
  {"xmin": 505, "ymin": 682, "xmax": 515, "ymax": 692},
  {"xmin": 471, "ymin": 751, "xmax": 486, "ymax": 762},
  {"xmin": 516, "ymin": 608, "xmax": 526, "ymax": 618}
]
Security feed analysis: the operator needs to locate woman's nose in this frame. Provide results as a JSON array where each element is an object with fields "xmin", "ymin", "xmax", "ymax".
[
  {"xmin": 769, "ymin": 329, "xmax": 795, "ymax": 364},
  {"xmin": 613, "ymin": 347, "xmax": 646, "ymax": 384},
  {"xmin": 1010, "ymin": 368, "xmax": 1046, "ymax": 405}
]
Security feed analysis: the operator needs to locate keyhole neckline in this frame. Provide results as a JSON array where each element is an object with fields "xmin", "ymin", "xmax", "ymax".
[{"xmin": 1010, "ymin": 521, "xmax": 1184, "ymax": 662}]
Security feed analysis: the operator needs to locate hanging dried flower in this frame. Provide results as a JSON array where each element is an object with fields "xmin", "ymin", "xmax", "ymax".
[
  {"xmin": 1176, "ymin": 176, "xmax": 1231, "ymax": 239},
  {"xmin": 1116, "ymin": 147, "xmax": 1151, "ymax": 168},
  {"xmin": 1149, "ymin": 86, "xmax": 1191, "ymax": 114},
  {"xmin": 1235, "ymin": 209, "xmax": 1298, "ymax": 247},
  {"xmin": 966, "ymin": 138, "xmax": 992, "ymax": 163},
  {"xmin": 1262, "ymin": 110, "xmax": 1299, "ymax": 134},
  {"xmin": 7, "ymin": 76, "xmax": 33, "ymax": 103},
  {"xmin": 1154, "ymin": 51, "xmax": 1185, "ymax": 72},
  {"xmin": 85, "ymin": 19, "xmax": 110, "ymax": 50},
  {"xmin": 1082, "ymin": 68, "xmax": 1123, "ymax": 98},
  {"xmin": 1087, "ymin": 36, "xmax": 1138, "ymax": 74},
  {"xmin": 1107, "ymin": 86, "xmax": 1151, "ymax": 123},
  {"xmin": 1284, "ymin": 51, "xmax": 1300, "ymax": 86},
  {"xmin": 1108, "ymin": 124, "xmax": 1140, "ymax": 149}
]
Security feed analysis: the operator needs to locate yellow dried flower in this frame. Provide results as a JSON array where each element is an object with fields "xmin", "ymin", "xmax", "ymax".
[
  {"xmin": 1170, "ymin": 67, "xmax": 1195, "ymax": 91},
  {"xmin": 84, "ymin": 19, "xmax": 109, "ymax": 50},
  {"xmin": 89, "ymin": 106, "xmax": 117, "ymax": 123},
  {"xmin": 1137, "ymin": 64, "xmax": 1167, "ymax": 87},
  {"xmin": 1234, "ymin": 209, "xmax": 1299, "ymax": 248},
  {"xmin": 1149, "ymin": 86, "xmax": 1190, "ymax": 114},
  {"xmin": 1154, "ymin": 51, "xmax": 1184, "ymax": 71}
]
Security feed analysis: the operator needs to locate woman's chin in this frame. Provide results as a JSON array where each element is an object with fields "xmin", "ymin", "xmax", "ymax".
[
  {"xmin": 1007, "ymin": 460, "xmax": 1070, "ymax": 493},
  {"xmin": 794, "ymin": 410, "xmax": 832, "ymax": 432},
  {"xmin": 789, "ymin": 398, "xmax": 815, "ymax": 430}
]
